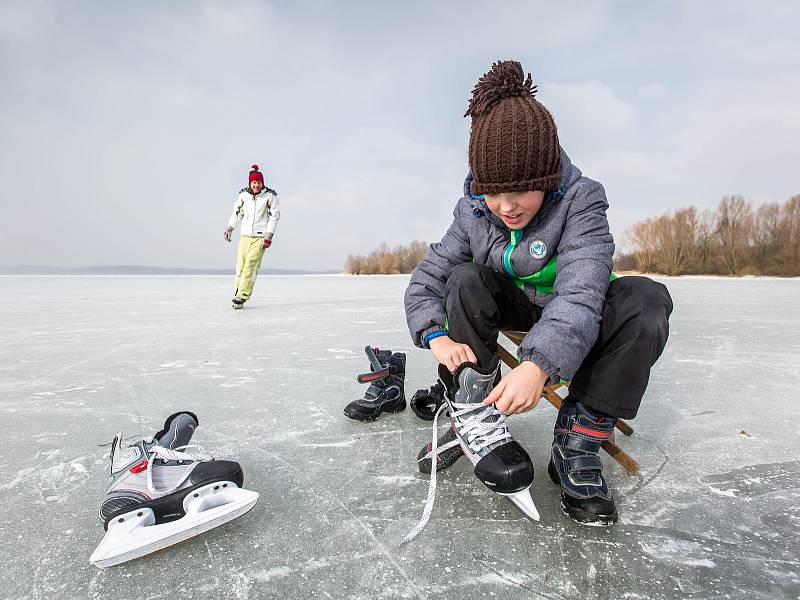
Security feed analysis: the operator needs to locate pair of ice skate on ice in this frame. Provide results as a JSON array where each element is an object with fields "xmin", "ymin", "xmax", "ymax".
[{"xmin": 343, "ymin": 346, "xmax": 619, "ymax": 544}]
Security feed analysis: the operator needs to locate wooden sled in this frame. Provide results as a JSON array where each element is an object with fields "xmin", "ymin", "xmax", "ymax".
[{"xmin": 498, "ymin": 330, "xmax": 640, "ymax": 476}]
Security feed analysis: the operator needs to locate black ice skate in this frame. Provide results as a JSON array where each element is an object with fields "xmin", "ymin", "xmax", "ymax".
[
  {"xmin": 343, "ymin": 346, "xmax": 406, "ymax": 421},
  {"xmin": 90, "ymin": 411, "xmax": 259, "ymax": 568},
  {"xmin": 403, "ymin": 362, "xmax": 538, "ymax": 544},
  {"xmin": 548, "ymin": 400, "xmax": 618, "ymax": 526},
  {"xmin": 232, "ymin": 297, "xmax": 246, "ymax": 309},
  {"xmin": 410, "ymin": 381, "xmax": 446, "ymax": 421}
]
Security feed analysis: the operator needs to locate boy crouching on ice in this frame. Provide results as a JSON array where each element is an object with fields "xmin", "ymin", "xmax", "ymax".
[{"xmin": 404, "ymin": 61, "xmax": 673, "ymax": 525}]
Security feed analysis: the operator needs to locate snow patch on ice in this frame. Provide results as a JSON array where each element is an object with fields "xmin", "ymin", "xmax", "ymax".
[
  {"xmin": 373, "ymin": 475, "xmax": 416, "ymax": 486},
  {"xmin": 299, "ymin": 439, "xmax": 358, "ymax": 448},
  {"xmin": 675, "ymin": 358, "xmax": 718, "ymax": 365},
  {"xmin": 0, "ymin": 466, "xmax": 37, "ymax": 490},
  {"xmin": 685, "ymin": 558, "xmax": 717, "ymax": 568},
  {"xmin": 251, "ymin": 566, "xmax": 294, "ymax": 582},
  {"xmin": 639, "ymin": 538, "xmax": 715, "ymax": 569}
]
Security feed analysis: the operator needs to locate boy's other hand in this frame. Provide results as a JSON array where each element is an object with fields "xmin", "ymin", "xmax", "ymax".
[
  {"xmin": 484, "ymin": 361, "xmax": 548, "ymax": 414},
  {"xmin": 223, "ymin": 227, "xmax": 233, "ymax": 242},
  {"xmin": 429, "ymin": 336, "xmax": 478, "ymax": 373}
]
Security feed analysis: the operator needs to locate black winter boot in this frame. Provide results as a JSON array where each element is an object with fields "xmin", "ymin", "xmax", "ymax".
[
  {"xmin": 343, "ymin": 346, "xmax": 406, "ymax": 421},
  {"xmin": 548, "ymin": 399, "xmax": 619, "ymax": 525}
]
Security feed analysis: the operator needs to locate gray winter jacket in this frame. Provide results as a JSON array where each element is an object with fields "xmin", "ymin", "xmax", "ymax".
[{"xmin": 404, "ymin": 149, "xmax": 614, "ymax": 383}]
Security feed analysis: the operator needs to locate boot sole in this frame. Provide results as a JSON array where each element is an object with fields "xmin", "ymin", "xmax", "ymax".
[
  {"xmin": 343, "ymin": 402, "xmax": 406, "ymax": 422},
  {"xmin": 559, "ymin": 499, "xmax": 618, "ymax": 526}
]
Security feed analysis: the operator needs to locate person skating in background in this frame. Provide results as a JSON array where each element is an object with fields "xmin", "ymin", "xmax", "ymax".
[
  {"xmin": 224, "ymin": 165, "xmax": 280, "ymax": 309},
  {"xmin": 404, "ymin": 61, "xmax": 673, "ymax": 528}
]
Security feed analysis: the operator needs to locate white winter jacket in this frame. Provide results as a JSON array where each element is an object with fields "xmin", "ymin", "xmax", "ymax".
[{"xmin": 227, "ymin": 187, "xmax": 281, "ymax": 237}]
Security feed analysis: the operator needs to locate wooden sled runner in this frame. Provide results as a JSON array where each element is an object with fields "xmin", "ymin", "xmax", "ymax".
[{"xmin": 498, "ymin": 330, "xmax": 640, "ymax": 476}]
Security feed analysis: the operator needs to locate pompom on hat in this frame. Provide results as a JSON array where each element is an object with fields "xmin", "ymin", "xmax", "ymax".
[
  {"xmin": 465, "ymin": 60, "xmax": 561, "ymax": 195},
  {"xmin": 248, "ymin": 164, "xmax": 264, "ymax": 184}
]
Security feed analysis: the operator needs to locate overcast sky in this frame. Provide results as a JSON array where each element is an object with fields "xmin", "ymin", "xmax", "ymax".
[{"xmin": 1, "ymin": 1, "xmax": 797, "ymax": 271}]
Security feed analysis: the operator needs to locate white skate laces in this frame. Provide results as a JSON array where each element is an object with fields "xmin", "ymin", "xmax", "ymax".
[
  {"xmin": 144, "ymin": 444, "xmax": 213, "ymax": 495},
  {"xmin": 401, "ymin": 402, "xmax": 448, "ymax": 545},
  {"xmin": 450, "ymin": 397, "xmax": 512, "ymax": 454}
]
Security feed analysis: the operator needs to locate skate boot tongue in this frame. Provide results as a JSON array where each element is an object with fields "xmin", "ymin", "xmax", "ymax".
[
  {"xmin": 153, "ymin": 412, "xmax": 198, "ymax": 449},
  {"xmin": 451, "ymin": 362, "xmax": 497, "ymax": 405},
  {"xmin": 445, "ymin": 362, "xmax": 502, "ymax": 426}
]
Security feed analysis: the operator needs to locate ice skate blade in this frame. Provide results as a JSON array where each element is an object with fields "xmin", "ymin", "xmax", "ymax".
[
  {"xmin": 90, "ymin": 482, "xmax": 258, "ymax": 568},
  {"xmin": 499, "ymin": 487, "xmax": 540, "ymax": 521}
]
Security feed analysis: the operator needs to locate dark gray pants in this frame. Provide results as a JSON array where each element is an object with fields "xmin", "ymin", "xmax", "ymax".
[{"xmin": 444, "ymin": 263, "xmax": 672, "ymax": 419}]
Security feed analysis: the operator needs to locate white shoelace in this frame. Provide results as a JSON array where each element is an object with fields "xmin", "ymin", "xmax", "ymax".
[
  {"xmin": 401, "ymin": 403, "xmax": 448, "ymax": 545},
  {"xmin": 401, "ymin": 397, "xmax": 511, "ymax": 545},
  {"xmin": 145, "ymin": 444, "xmax": 213, "ymax": 495},
  {"xmin": 450, "ymin": 400, "xmax": 512, "ymax": 454}
]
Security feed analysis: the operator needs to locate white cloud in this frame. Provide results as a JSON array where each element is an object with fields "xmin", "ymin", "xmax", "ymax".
[{"xmin": 544, "ymin": 81, "xmax": 637, "ymax": 149}]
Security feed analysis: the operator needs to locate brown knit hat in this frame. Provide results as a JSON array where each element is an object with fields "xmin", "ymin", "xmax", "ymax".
[{"xmin": 465, "ymin": 60, "xmax": 561, "ymax": 195}]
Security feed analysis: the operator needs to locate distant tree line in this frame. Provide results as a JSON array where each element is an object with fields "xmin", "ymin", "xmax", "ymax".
[
  {"xmin": 615, "ymin": 195, "xmax": 799, "ymax": 276},
  {"xmin": 345, "ymin": 241, "xmax": 429, "ymax": 274}
]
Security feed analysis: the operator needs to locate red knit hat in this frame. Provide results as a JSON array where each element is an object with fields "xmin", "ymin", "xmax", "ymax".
[{"xmin": 248, "ymin": 164, "xmax": 264, "ymax": 184}]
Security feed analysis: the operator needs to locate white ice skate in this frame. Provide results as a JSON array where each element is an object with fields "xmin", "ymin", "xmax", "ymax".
[{"xmin": 90, "ymin": 412, "xmax": 259, "ymax": 568}]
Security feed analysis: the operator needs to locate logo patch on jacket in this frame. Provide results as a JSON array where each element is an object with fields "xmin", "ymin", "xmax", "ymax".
[{"xmin": 529, "ymin": 240, "xmax": 547, "ymax": 259}]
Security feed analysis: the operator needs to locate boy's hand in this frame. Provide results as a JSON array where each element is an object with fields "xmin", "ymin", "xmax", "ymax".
[
  {"xmin": 429, "ymin": 336, "xmax": 478, "ymax": 373},
  {"xmin": 263, "ymin": 234, "xmax": 273, "ymax": 249},
  {"xmin": 223, "ymin": 227, "xmax": 233, "ymax": 242},
  {"xmin": 484, "ymin": 361, "xmax": 548, "ymax": 414}
]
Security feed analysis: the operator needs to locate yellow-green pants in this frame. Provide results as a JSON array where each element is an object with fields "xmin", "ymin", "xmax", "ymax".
[{"xmin": 234, "ymin": 236, "xmax": 267, "ymax": 300}]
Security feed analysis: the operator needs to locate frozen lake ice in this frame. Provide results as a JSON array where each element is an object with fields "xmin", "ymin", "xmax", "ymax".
[{"xmin": 0, "ymin": 274, "xmax": 798, "ymax": 599}]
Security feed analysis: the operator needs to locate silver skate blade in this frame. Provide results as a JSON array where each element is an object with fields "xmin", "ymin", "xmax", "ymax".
[
  {"xmin": 90, "ymin": 482, "xmax": 259, "ymax": 568},
  {"xmin": 501, "ymin": 487, "xmax": 541, "ymax": 521}
]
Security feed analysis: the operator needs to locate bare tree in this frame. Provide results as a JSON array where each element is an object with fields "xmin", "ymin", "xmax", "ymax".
[
  {"xmin": 628, "ymin": 218, "xmax": 657, "ymax": 273},
  {"xmin": 653, "ymin": 208, "xmax": 697, "ymax": 275},
  {"xmin": 692, "ymin": 209, "xmax": 717, "ymax": 273},
  {"xmin": 715, "ymin": 195, "xmax": 753, "ymax": 275}
]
